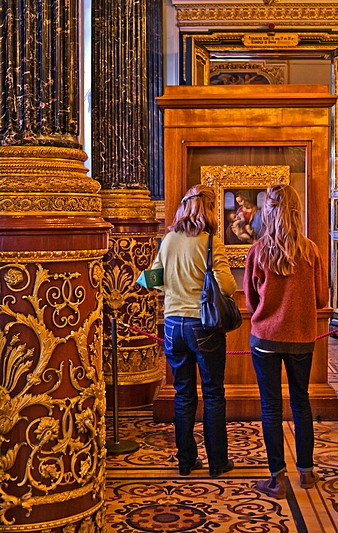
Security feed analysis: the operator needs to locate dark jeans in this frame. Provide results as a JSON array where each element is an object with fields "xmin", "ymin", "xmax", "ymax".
[
  {"xmin": 164, "ymin": 316, "xmax": 229, "ymax": 469},
  {"xmin": 252, "ymin": 347, "xmax": 314, "ymax": 475}
]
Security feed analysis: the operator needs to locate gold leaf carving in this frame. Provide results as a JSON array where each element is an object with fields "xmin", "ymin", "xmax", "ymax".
[
  {"xmin": 0, "ymin": 249, "xmax": 108, "ymax": 262},
  {"xmin": 0, "ymin": 260, "xmax": 105, "ymax": 525},
  {"xmin": 46, "ymin": 272, "xmax": 86, "ymax": 329},
  {"xmin": 0, "ymin": 194, "xmax": 102, "ymax": 214},
  {"xmin": 102, "ymin": 233, "xmax": 161, "ymax": 382},
  {"xmin": 176, "ymin": 4, "xmax": 338, "ymax": 26}
]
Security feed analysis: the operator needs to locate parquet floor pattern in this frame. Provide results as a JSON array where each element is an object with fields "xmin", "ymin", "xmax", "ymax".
[{"xmin": 104, "ymin": 338, "xmax": 338, "ymax": 533}]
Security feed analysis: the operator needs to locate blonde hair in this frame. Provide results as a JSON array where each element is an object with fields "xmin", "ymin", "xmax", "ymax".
[
  {"xmin": 169, "ymin": 184, "xmax": 218, "ymax": 236},
  {"xmin": 258, "ymin": 184, "xmax": 313, "ymax": 276}
]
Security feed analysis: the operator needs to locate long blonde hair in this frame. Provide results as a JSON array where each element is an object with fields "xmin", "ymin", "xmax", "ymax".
[
  {"xmin": 258, "ymin": 184, "xmax": 313, "ymax": 275},
  {"xmin": 169, "ymin": 184, "xmax": 218, "ymax": 236}
]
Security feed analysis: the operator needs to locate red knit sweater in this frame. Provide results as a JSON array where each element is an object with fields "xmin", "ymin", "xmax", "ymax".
[{"xmin": 243, "ymin": 239, "xmax": 329, "ymax": 353}]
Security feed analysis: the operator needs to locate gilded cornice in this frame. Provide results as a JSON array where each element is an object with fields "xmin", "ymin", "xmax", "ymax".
[
  {"xmin": 0, "ymin": 249, "xmax": 108, "ymax": 262},
  {"xmin": 175, "ymin": 3, "xmax": 338, "ymax": 26}
]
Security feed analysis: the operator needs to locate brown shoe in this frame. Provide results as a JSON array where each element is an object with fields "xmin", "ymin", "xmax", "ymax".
[
  {"xmin": 256, "ymin": 472, "xmax": 286, "ymax": 499},
  {"xmin": 300, "ymin": 470, "xmax": 319, "ymax": 489}
]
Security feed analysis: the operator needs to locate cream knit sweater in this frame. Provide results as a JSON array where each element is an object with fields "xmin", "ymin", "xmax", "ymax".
[{"xmin": 152, "ymin": 231, "xmax": 237, "ymax": 318}]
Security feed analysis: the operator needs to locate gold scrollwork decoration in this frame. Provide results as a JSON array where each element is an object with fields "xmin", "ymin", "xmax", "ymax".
[
  {"xmin": 0, "ymin": 194, "xmax": 102, "ymax": 214},
  {"xmin": 0, "ymin": 261, "xmax": 105, "ymax": 526},
  {"xmin": 117, "ymin": 344, "xmax": 162, "ymax": 381},
  {"xmin": 103, "ymin": 235, "xmax": 158, "ymax": 312},
  {"xmin": 102, "ymin": 233, "xmax": 161, "ymax": 383},
  {"xmin": 46, "ymin": 272, "xmax": 86, "ymax": 328}
]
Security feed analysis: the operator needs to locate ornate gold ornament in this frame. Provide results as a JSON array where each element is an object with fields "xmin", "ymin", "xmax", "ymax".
[
  {"xmin": 0, "ymin": 194, "xmax": 102, "ymax": 215},
  {"xmin": 46, "ymin": 272, "xmax": 86, "ymax": 328},
  {"xmin": 0, "ymin": 146, "xmax": 102, "ymax": 215},
  {"xmin": 176, "ymin": 4, "xmax": 338, "ymax": 27},
  {"xmin": 101, "ymin": 189, "xmax": 156, "ymax": 219},
  {"xmin": 0, "ymin": 261, "xmax": 106, "ymax": 528},
  {"xmin": 0, "ymin": 249, "xmax": 108, "ymax": 262},
  {"xmin": 103, "ymin": 234, "xmax": 162, "ymax": 383}
]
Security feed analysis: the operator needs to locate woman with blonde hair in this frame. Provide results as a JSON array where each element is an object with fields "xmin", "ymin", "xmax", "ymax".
[
  {"xmin": 244, "ymin": 184, "xmax": 328, "ymax": 499},
  {"xmin": 152, "ymin": 184, "xmax": 237, "ymax": 477}
]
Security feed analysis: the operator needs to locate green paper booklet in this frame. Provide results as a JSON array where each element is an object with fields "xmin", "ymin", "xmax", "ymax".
[{"xmin": 136, "ymin": 268, "xmax": 164, "ymax": 289}]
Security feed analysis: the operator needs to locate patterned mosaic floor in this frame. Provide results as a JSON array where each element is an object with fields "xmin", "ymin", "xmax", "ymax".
[{"xmin": 104, "ymin": 413, "xmax": 338, "ymax": 533}]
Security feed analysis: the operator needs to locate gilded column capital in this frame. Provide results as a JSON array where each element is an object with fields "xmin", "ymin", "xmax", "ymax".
[
  {"xmin": 101, "ymin": 189, "xmax": 156, "ymax": 220},
  {"xmin": 0, "ymin": 146, "xmax": 102, "ymax": 215}
]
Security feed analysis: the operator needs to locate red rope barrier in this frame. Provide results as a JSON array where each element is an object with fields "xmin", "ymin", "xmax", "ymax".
[
  {"xmin": 119, "ymin": 321, "xmax": 164, "ymax": 343},
  {"xmin": 118, "ymin": 321, "xmax": 338, "ymax": 354}
]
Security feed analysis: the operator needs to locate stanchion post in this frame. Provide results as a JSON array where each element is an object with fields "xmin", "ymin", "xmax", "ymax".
[{"xmin": 106, "ymin": 317, "xmax": 140, "ymax": 454}]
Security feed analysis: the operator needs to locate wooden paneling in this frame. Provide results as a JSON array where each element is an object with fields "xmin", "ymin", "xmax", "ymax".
[{"xmin": 154, "ymin": 85, "xmax": 338, "ymax": 421}]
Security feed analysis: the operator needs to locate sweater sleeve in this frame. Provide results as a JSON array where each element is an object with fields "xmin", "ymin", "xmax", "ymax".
[
  {"xmin": 151, "ymin": 235, "xmax": 165, "ymax": 271},
  {"xmin": 212, "ymin": 236, "xmax": 237, "ymax": 296},
  {"xmin": 243, "ymin": 245, "xmax": 260, "ymax": 314},
  {"xmin": 313, "ymin": 244, "xmax": 329, "ymax": 309},
  {"xmin": 151, "ymin": 254, "xmax": 163, "ymax": 270}
]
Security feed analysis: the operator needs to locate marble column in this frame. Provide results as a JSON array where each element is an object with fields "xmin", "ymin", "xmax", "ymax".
[
  {"xmin": 0, "ymin": 2, "xmax": 110, "ymax": 532},
  {"xmin": 92, "ymin": 0, "xmax": 163, "ymax": 408}
]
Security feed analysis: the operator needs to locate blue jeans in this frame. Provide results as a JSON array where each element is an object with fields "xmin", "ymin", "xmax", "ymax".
[
  {"xmin": 164, "ymin": 316, "xmax": 229, "ymax": 469},
  {"xmin": 252, "ymin": 347, "xmax": 314, "ymax": 475}
]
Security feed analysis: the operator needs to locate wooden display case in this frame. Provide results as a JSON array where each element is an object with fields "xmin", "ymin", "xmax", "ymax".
[{"xmin": 153, "ymin": 84, "xmax": 338, "ymax": 421}]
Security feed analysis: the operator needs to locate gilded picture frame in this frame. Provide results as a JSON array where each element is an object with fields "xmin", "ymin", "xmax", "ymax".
[{"xmin": 201, "ymin": 165, "xmax": 290, "ymax": 267}]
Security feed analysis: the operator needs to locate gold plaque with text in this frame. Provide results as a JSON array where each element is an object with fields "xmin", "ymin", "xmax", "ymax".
[{"xmin": 243, "ymin": 33, "xmax": 299, "ymax": 47}]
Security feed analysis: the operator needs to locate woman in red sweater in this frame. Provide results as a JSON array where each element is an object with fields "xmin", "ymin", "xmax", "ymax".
[{"xmin": 244, "ymin": 184, "xmax": 328, "ymax": 499}]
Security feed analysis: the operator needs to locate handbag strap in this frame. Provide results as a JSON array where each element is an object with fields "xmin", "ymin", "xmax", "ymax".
[{"xmin": 206, "ymin": 233, "xmax": 213, "ymax": 271}]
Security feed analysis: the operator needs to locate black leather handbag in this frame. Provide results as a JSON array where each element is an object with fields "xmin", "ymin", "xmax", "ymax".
[{"xmin": 200, "ymin": 234, "xmax": 242, "ymax": 333}]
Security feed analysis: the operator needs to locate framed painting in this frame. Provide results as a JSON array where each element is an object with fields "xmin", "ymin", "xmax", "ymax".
[
  {"xmin": 200, "ymin": 165, "xmax": 290, "ymax": 267},
  {"xmin": 209, "ymin": 61, "xmax": 288, "ymax": 86}
]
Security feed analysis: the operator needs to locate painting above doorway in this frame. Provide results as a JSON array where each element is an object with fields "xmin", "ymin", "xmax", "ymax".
[{"xmin": 209, "ymin": 61, "xmax": 287, "ymax": 86}]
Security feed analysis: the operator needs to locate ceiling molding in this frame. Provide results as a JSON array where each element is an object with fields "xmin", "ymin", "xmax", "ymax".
[{"xmin": 169, "ymin": 2, "xmax": 338, "ymax": 28}]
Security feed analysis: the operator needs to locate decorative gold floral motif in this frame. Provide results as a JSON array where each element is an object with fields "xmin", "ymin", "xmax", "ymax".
[
  {"xmin": 1, "ymin": 264, "xmax": 30, "ymax": 291},
  {"xmin": 103, "ymin": 234, "xmax": 162, "ymax": 382},
  {"xmin": 0, "ymin": 261, "xmax": 106, "ymax": 527},
  {"xmin": 89, "ymin": 261, "xmax": 105, "ymax": 289}
]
